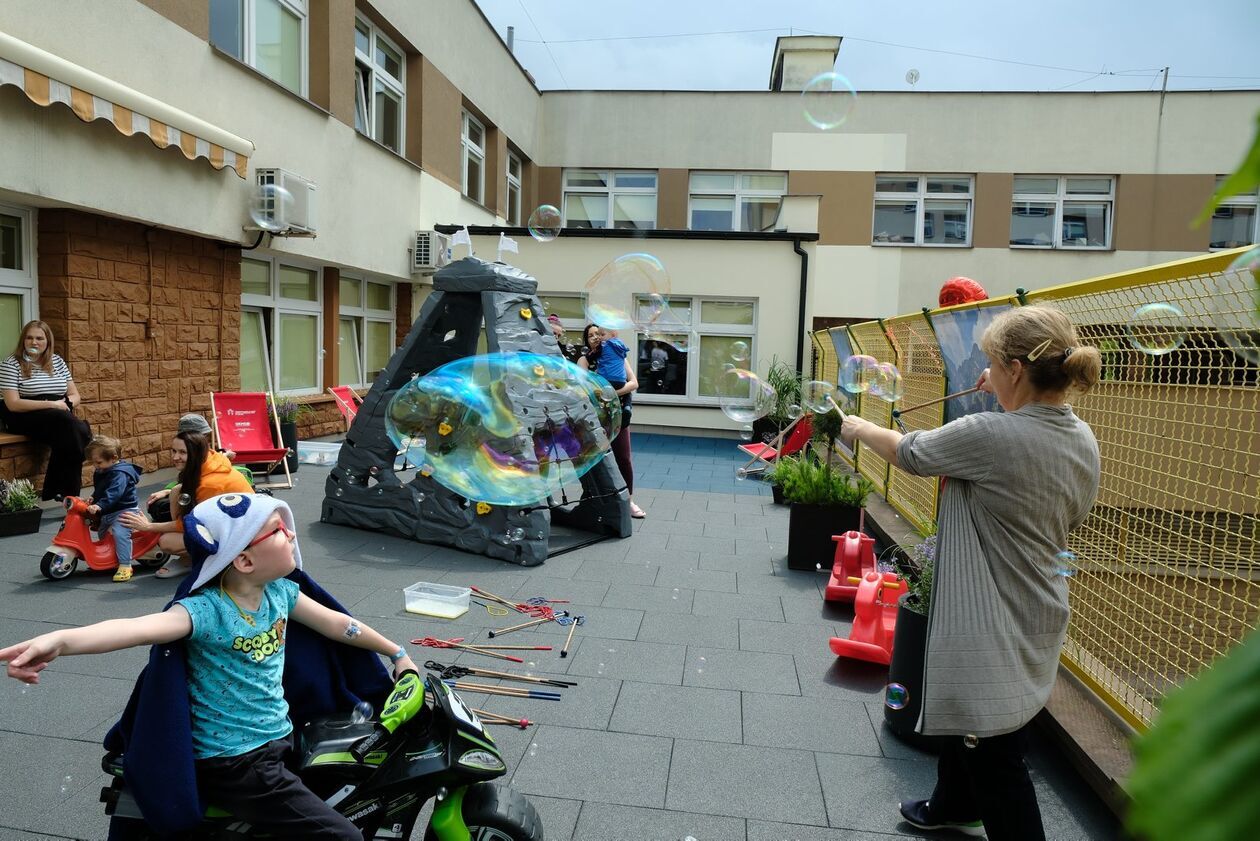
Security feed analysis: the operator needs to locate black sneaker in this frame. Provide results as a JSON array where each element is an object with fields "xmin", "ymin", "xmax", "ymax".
[{"xmin": 899, "ymin": 799, "xmax": 986, "ymax": 837}]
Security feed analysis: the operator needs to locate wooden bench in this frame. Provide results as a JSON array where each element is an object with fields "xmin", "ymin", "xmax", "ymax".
[{"xmin": 0, "ymin": 433, "xmax": 31, "ymax": 446}]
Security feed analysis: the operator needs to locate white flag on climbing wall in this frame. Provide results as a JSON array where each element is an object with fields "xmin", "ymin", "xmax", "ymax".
[
  {"xmin": 497, "ymin": 232, "xmax": 519, "ymax": 261},
  {"xmin": 450, "ymin": 226, "xmax": 473, "ymax": 255}
]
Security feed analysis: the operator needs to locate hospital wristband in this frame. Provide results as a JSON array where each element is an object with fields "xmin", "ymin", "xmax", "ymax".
[{"xmin": 389, "ymin": 646, "xmax": 407, "ymax": 663}]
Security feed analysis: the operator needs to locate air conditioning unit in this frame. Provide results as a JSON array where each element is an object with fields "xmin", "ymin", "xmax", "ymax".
[
  {"xmin": 254, "ymin": 168, "xmax": 317, "ymax": 236},
  {"xmin": 412, "ymin": 230, "xmax": 451, "ymax": 274}
]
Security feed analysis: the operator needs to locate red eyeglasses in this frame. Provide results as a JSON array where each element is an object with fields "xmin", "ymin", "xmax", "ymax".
[{"xmin": 246, "ymin": 522, "xmax": 295, "ymax": 550}]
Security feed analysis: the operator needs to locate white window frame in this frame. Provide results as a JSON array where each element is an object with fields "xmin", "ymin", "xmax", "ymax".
[
  {"xmin": 562, "ymin": 169, "xmax": 658, "ymax": 230},
  {"xmin": 1209, "ymin": 176, "xmax": 1259, "ymax": 250},
  {"xmin": 506, "ymin": 152, "xmax": 523, "ymax": 226},
  {"xmin": 353, "ymin": 15, "xmax": 406, "ymax": 153},
  {"xmin": 687, "ymin": 172, "xmax": 787, "ymax": 232},
  {"xmin": 631, "ymin": 296, "xmax": 759, "ymax": 406},
  {"xmin": 211, "ymin": 0, "xmax": 310, "ymax": 97},
  {"xmin": 0, "ymin": 203, "xmax": 37, "ymax": 334},
  {"xmin": 1010, "ymin": 175, "xmax": 1115, "ymax": 250},
  {"xmin": 338, "ymin": 276, "xmax": 395, "ymax": 388},
  {"xmin": 240, "ymin": 255, "xmax": 322, "ymax": 396},
  {"xmin": 462, "ymin": 111, "xmax": 486, "ymax": 203},
  {"xmin": 872, "ymin": 174, "xmax": 974, "ymax": 247}
]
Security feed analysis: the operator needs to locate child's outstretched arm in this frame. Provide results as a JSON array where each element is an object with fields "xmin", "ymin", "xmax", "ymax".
[
  {"xmin": 290, "ymin": 595, "xmax": 417, "ymax": 677},
  {"xmin": 1, "ymin": 607, "xmax": 192, "ymax": 684}
]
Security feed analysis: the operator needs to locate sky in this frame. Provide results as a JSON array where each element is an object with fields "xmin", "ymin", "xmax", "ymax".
[{"xmin": 472, "ymin": 0, "xmax": 1260, "ymax": 93}]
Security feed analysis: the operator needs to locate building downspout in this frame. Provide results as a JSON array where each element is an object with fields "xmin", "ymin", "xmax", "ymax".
[{"xmin": 793, "ymin": 237, "xmax": 808, "ymax": 374}]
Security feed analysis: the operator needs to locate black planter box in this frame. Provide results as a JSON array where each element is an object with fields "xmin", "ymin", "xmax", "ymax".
[
  {"xmin": 0, "ymin": 507, "xmax": 43, "ymax": 537},
  {"xmin": 785, "ymin": 502, "xmax": 861, "ymax": 570},
  {"xmin": 771, "ymin": 484, "xmax": 785, "ymax": 505},
  {"xmin": 884, "ymin": 593, "xmax": 944, "ymax": 753}
]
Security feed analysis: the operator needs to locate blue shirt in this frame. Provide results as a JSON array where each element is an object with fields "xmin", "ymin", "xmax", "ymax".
[
  {"xmin": 595, "ymin": 337, "xmax": 628, "ymax": 384},
  {"xmin": 178, "ymin": 578, "xmax": 301, "ymax": 759}
]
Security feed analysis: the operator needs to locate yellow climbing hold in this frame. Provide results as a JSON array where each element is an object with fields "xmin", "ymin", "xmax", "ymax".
[
  {"xmin": 519, "ymin": 307, "xmax": 532, "ymax": 319},
  {"xmin": 438, "ymin": 422, "xmax": 453, "ymax": 436},
  {"xmin": 476, "ymin": 502, "xmax": 492, "ymax": 515},
  {"xmin": 533, "ymin": 364, "xmax": 545, "ymax": 377}
]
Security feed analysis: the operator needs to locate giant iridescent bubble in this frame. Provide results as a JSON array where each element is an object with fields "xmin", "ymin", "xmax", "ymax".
[
  {"xmin": 583, "ymin": 253, "xmax": 671, "ymax": 331},
  {"xmin": 385, "ymin": 353, "xmax": 620, "ymax": 506}
]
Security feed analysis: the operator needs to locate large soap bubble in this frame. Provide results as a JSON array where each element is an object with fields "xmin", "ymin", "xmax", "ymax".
[
  {"xmin": 1125, "ymin": 302, "xmax": 1188, "ymax": 356},
  {"xmin": 583, "ymin": 253, "xmax": 671, "ymax": 331},
  {"xmin": 249, "ymin": 184, "xmax": 294, "ymax": 233},
  {"xmin": 869, "ymin": 362, "xmax": 905, "ymax": 403},
  {"xmin": 1209, "ymin": 247, "xmax": 1260, "ymax": 366},
  {"xmin": 801, "ymin": 380, "xmax": 837, "ymax": 414},
  {"xmin": 801, "ymin": 71, "xmax": 858, "ymax": 130},
  {"xmin": 839, "ymin": 354, "xmax": 880, "ymax": 394},
  {"xmin": 716, "ymin": 368, "xmax": 776, "ymax": 423},
  {"xmin": 527, "ymin": 205, "xmax": 562, "ymax": 242},
  {"xmin": 385, "ymin": 353, "xmax": 619, "ymax": 506}
]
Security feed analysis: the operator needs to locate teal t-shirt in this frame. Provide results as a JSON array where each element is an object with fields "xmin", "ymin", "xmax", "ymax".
[{"xmin": 177, "ymin": 577, "xmax": 301, "ymax": 759}]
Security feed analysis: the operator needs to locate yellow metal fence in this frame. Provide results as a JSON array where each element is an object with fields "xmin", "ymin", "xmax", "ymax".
[{"xmin": 812, "ymin": 250, "xmax": 1259, "ymax": 730}]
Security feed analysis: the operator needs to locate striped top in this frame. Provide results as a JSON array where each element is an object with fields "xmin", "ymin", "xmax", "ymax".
[
  {"xmin": 897, "ymin": 404, "xmax": 1100, "ymax": 737},
  {"xmin": 0, "ymin": 354, "xmax": 73, "ymax": 397}
]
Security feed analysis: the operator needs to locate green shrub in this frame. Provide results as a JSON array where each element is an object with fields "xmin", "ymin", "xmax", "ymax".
[
  {"xmin": 763, "ymin": 358, "xmax": 804, "ymax": 429},
  {"xmin": 0, "ymin": 478, "xmax": 39, "ymax": 512},
  {"xmin": 774, "ymin": 454, "xmax": 872, "ymax": 507}
]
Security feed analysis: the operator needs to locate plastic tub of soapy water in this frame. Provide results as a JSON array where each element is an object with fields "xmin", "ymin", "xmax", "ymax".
[
  {"xmin": 404, "ymin": 582, "xmax": 471, "ymax": 619},
  {"xmin": 297, "ymin": 441, "xmax": 342, "ymax": 465}
]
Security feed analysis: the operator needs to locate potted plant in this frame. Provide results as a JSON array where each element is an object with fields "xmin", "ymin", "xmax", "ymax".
[
  {"xmin": 777, "ymin": 449, "xmax": 873, "ymax": 570},
  {"xmin": 764, "ymin": 461, "xmax": 786, "ymax": 505},
  {"xmin": 885, "ymin": 527, "xmax": 940, "ymax": 748},
  {"xmin": 756, "ymin": 358, "xmax": 804, "ymax": 444},
  {"xmin": 268, "ymin": 396, "xmax": 312, "ymax": 474},
  {"xmin": 0, "ymin": 477, "xmax": 43, "ymax": 536}
]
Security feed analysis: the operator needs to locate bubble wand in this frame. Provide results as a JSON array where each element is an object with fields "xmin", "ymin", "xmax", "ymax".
[{"xmin": 890, "ymin": 386, "xmax": 982, "ymax": 420}]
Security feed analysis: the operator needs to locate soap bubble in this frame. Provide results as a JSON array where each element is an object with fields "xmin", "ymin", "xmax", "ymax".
[
  {"xmin": 729, "ymin": 340, "xmax": 751, "ymax": 363},
  {"xmin": 735, "ymin": 468, "xmax": 748, "ymax": 481},
  {"xmin": 801, "ymin": 380, "xmax": 836, "ymax": 413},
  {"xmin": 739, "ymin": 425, "xmax": 753, "ymax": 441},
  {"xmin": 60, "ymin": 775, "xmax": 72, "ymax": 795},
  {"xmin": 528, "ymin": 742, "xmax": 538, "ymax": 757},
  {"xmin": 716, "ymin": 368, "xmax": 776, "ymax": 422},
  {"xmin": 1209, "ymin": 247, "xmax": 1260, "ymax": 366},
  {"xmin": 786, "ymin": 404, "xmax": 803, "ymax": 420},
  {"xmin": 884, "ymin": 682, "xmax": 909, "ymax": 710},
  {"xmin": 869, "ymin": 362, "xmax": 905, "ymax": 403},
  {"xmin": 650, "ymin": 358, "xmax": 665, "ymax": 371},
  {"xmin": 509, "ymin": 527, "xmax": 525, "ymax": 541},
  {"xmin": 963, "ymin": 734, "xmax": 980, "ymax": 749},
  {"xmin": 1125, "ymin": 302, "xmax": 1188, "ymax": 356},
  {"xmin": 840, "ymin": 355, "xmax": 879, "ymax": 394},
  {"xmin": 385, "ymin": 352, "xmax": 620, "ymax": 506},
  {"xmin": 672, "ymin": 588, "xmax": 680, "ymax": 600},
  {"xmin": 351, "ymin": 701, "xmax": 373, "ymax": 724},
  {"xmin": 583, "ymin": 253, "xmax": 671, "ymax": 331},
  {"xmin": 527, "ymin": 205, "xmax": 562, "ymax": 242},
  {"xmin": 802, "ymin": 71, "xmax": 858, "ymax": 130},
  {"xmin": 1053, "ymin": 550, "xmax": 1080, "ymax": 578},
  {"xmin": 249, "ymin": 184, "xmax": 294, "ymax": 233},
  {"xmin": 597, "ymin": 662, "xmax": 606, "ymax": 675}
]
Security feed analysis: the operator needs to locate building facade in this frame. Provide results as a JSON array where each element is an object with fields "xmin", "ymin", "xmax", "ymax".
[{"xmin": 0, "ymin": 0, "xmax": 1256, "ymax": 485}]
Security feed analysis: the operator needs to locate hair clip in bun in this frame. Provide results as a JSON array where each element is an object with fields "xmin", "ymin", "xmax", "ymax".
[
  {"xmin": 1027, "ymin": 338, "xmax": 1053, "ymax": 361},
  {"xmin": 1063, "ymin": 346, "xmax": 1075, "ymax": 359}
]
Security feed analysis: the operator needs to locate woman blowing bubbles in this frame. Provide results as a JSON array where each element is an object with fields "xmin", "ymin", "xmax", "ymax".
[{"xmin": 841, "ymin": 307, "xmax": 1102, "ymax": 841}]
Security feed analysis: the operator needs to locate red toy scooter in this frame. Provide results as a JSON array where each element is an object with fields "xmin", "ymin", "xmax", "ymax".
[{"xmin": 40, "ymin": 496, "xmax": 171, "ymax": 580}]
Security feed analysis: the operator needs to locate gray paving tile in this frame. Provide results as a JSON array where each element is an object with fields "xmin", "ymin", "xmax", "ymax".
[
  {"xmin": 666, "ymin": 534, "xmax": 737, "ymax": 555},
  {"xmin": 734, "ymin": 512, "xmax": 786, "ymax": 528},
  {"xmin": 609, "ymin": 682, "xmax": 742, "ymax": 743},
  {"xmin": 692, "ymin": 590, "xmax": 785, "ymax": 622},
  {"xmin": 673, "ymin": 509, "xmax": 737, "ymax": 527},
  {"xmin": 743, "ymin": 693, "xmax": 882, "ymax": 757},
  {"xmin": 737, "ymin": 570, "xmax": 825, "ymax": 598},
  {"xmin": 0, "ymin": 731, "xmax": 115, "ymax": 838},
  {"xmin": 523, "ymin": 795, "xmax": 581, "ymax": 841},
  {"xmin": 509, "ymin": 726, "xmax": 672, "ymax": 808},
  {"xmin": 707, "ymin": 498, "xmax": 777, "ymax": 513},
  {"xmin": 566, "ymin": 637, "xmax": 686, "ymax": 685},
  {"xmin": 696, "ymin": 551, "xmax": 776, "ymax": 575},
  {"xmin": 652, "ymin": 565, "xmax": 737, "ymax": 594},
  {"xmin": 528, "ymin": 605, "xmax": 644, "ymax": 642},
  {"xmin": 666, "ymin": 739, "xmax": 827, "ymax": 825},
  {"xmin": 572, "ymin": 803, "xmax": 747, "ymax": 841},
  {"xmin": 603, "ymin": 583, "xmax": 694, "ymax": 614},
  {"xmin": 794, "ymin": 648, "xmax": 889, "ymax": 701},
  {"xmin": 781, "ymin": 594, "xmax": 856, "ymax": 627},
  {"xmin": 479, "ymin": 674, "xmax": 621, "ymax": 731},
  {"xmin": 622, "ymin": 546, "xmax": 696, "ymax": 568},
  {"xmin": 637, "ymin": 613, "xmax": 740, "ymax": 650},
  {"xmin": 815, "ymin": 752, "xmax": 939, "ymax": 835},
  {"xmin": 639, "ymin": 519, "xmax": 705, "ymax": 535},
  {"xmin": 0, "ymin": 671, "xmax": 131, "ymax": 739},
  {"xmin": 703, "ymin": 522, "xmax": 770, "ymax": 541},
  {"xmin": 573, "ymin": 559, "xmax": 659, "ymax": 585},
  {"xmin": 862, "ymin": 702, "xmax": 939, "ymax": 762},
  {"xmin": 509, "ymin": 576, "xmax": 611, "ymax": 607},
  {"xmin": 683, "ymin": 647, "xmax": 799, "ymax": 695},
  {"xmin": 738, "ymin": 618, "xmax": 838, "ymax": 656},
  {"xmin": 747, "ymin": 821, "xmax": 903, "ymax": 840}
]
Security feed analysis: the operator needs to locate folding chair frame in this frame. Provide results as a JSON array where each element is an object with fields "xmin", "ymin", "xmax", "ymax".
[
  {"xmin": 327, "ymin": 386, "xmax": 361, "ymax": 434},
  {"xmin": 738, "ymin": 414, "xmax": 807, "ymax": 476},
  {"xmin": 210, "ymin": 391, "xmax": 294, "ymax": 491}
]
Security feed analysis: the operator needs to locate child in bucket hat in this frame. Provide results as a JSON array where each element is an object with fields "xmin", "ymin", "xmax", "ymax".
[{"xmin": 2, "ymin": 493, "xmax": 414, "ymax": 838}]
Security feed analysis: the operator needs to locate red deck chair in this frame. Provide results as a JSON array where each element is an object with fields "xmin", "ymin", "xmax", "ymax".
[
  {"xmin": 737, "ymin": 414, "xmax": 813, "ymax": 475},
  {"xmin": 327, "ymin": 386, "xmax": 361, "ymax": 433},
  {"xmin": 210, "ymin": 392, "xmax": 293, "ymax": 490}
]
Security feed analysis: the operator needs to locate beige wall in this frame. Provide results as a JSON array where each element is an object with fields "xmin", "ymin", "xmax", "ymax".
[
  {"xmin": 788, "ymin": 171, "xmax": 873, "ymax": 245},
  {"xmin": 657, "ymin": 168, "xmax": 688, "ymax": 230},
  {"xmin": 1114, "ymin": 175, "xmax": 1215, "ymax": 252},
  {"xmin": 135, "ymin": 0, "xmax": 208, "ymax": 38}
]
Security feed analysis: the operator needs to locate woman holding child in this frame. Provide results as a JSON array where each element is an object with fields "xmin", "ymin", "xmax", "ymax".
[{"xmin": 578, "ymin": 324, "xmax": 645, "ymax": 519}]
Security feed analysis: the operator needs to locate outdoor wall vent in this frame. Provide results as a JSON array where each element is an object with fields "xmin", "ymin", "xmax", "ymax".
[
  {"xmin": 412, "ymin": 230, "xmax": 451, "ymax": 274},
  {"xmin": 252, "ymin": 167, "xmax": 317, "ymax": 236}
]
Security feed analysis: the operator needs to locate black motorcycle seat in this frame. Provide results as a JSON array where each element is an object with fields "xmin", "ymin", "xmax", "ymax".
[{"xmin": 299, "ymin": 716, "xmax": 379, "ymax": 768}]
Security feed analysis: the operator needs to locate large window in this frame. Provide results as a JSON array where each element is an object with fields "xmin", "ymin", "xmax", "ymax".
[
  {"xmin": 353, "ymin": 16, "xmax": 404, "ymax": 153},
  {"xmin": 462, "ymin": 111, "xmax": 485, "ymax": 203},
  {"xmin": 0, "ymin": 204, "xmax": 35, "ymax": 357},
  {"xmin": 338, "ymin": 277, "xmax": 395, "ymax": 387},
  {"xmin": 1210, "ymin": 177, "xmax": 1258, "ymax": 250},
  {"xmin": 562, "ymin": 170, "xmax": 657, "ymax": 230},
  {"xmin": 240, "ymin": 256, "xmax": 322, "ymax": 395},
  {"xmin": 634, "ymin": 297, "xmax": 757, "ymax": 403},
  {"xmin": 506, "ymin": 153, "xmax": 523, "ymax": 226},
  {"xmin": 689, "ymin": 172, "xmax": 786, "ymax": 232},
  {"xmin": 210, "ymin": 0, "xmax": 308, "ymax": 96},
  {"xmin": 541, "ymin": 294, "xmax": 586, "ymax": 350},
  {"xmin": 1010, "ymin": 176, "xmax": 1114, "ymax": 249},
  {"xmin": 873, "ymin": 175, "xmax": 973, "ymax": 246}
]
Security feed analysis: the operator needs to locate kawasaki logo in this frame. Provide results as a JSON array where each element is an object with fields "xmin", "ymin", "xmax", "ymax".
[{"xmin": 346, "ymin": 801, "xmax": 381, "ymax": 822}]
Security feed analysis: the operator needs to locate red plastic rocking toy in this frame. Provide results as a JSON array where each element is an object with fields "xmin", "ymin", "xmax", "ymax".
[
  {"xmin": 824, "ymin": 530, "xmax": 877, "ymax": 602},
  {"xmin": 828, "ymin": 570, "xmax": 908, "ymax": 665}
]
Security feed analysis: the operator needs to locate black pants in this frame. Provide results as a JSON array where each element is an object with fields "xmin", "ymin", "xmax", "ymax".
[
  {"xmin": 928, "ymin": 726, "xmax": 1045, "ymax": 841},
  {"xmin": 196, "ymin": 736, "xmax": 362, "ymax": 839},
  {"xmin": 0, "ymin": 401, "xmax": 91, "ymax": 500}
]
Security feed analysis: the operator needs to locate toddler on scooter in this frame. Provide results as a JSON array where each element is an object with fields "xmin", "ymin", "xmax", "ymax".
[
  {"xmin": 1, "ymin": 493, "xmax": 415, "ymax": 838},
  {"xmin": 85, "ymin": 435, "xmax": 143, "ymax": 582}
]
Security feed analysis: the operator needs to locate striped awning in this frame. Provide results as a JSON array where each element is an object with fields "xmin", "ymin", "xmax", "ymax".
[{"xmin": 0, "ymin": 31, "xmax": 253, "ymax": 177}]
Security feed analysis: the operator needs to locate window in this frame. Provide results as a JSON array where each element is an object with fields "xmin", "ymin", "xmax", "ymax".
[
  {"xmin": 873, "ymin": 175, "xmax": 973, "ymax": 246},
  {"xmin": 689, "ymin": 172, "xmax": 786, "ymax": 232},
  {"xmin": 1010, "ymin": 176, "xmax": 1114, "ymax": 249},
  {"xmin": 353, "ymin": 16, "xmax": 405, "ymax": 153},
  {"xmin": 562, "ymin": 170, "xmax": 657, "ymax": 230},
  {"xmin": 240, "ymin": 256, "xmax": 322, "ymax": 395},
  {"xmin": 0, "ymin": 204, "xmax": 35, "ymax": 356},
  {"xmin": 506, "ymin": 153, "xmax": 523, "ymax": 226},
  {"xmin": 462, "ymin": 111, "xmax": 485, "ymax": 203},
  {"xmin": 541, "ymin": 294, "xmax": 586, "ymax": 350},
  {"xmin": 634, "ymin": 297, "xmax": 757, "ymax": 403},
  {"xmin": 338, "ymin": 277, "xmax": 395, "ymax": 387},
  {"xmin": 210, "ymin": 0, "xmax": 308, "ymax": 96},
  {"xmin": 1210, "ymin": 177, "xmax": 1258, "ymax": 250}
]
